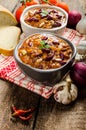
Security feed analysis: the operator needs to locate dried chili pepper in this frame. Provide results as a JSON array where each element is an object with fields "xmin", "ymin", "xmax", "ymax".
[
  {"xmin": 19, "ymin": 114, "xmax": 32, "ymax": 121},
  {"xmin": 11, "ymin": 105, "xmax": 36, "ymax": 121},
  {"xmin": 12, "ymin": 109, "xmax": 27, "ymax": 117},
  {"xmin": 12, "ymin": 106, "xmax": 35, "ymax": 116}
]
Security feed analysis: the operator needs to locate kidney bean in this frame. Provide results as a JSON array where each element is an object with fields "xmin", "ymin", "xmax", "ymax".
[
  {"xmin": 45, "ymin": 51, "xmax": 54, "ymax": 61},
  {"xmin": 49, "ymin": 10, "xmax": 58, "ymax": 14},
  {"xmin": 52, "ymin": 41, "xmax": 59, "ymax": 45},
  {"xmin": 41, "ymin": 36, "xmax": 48, "ymax": 40},
  {"xmin": 34, "ymin": 9, "xmax": 42, "ymax": 15},
  {"xmin": 52, "ymin": 23, "xmax": 58, "ymax": 27},
  {"xmin": 26, "ymin": 17, "xmax": 39, "ymax": 22},
  {"xmin": 56, "ymin": 14, "xmax": 62, "ymax": 19},
  {"xmin": 60, "ymin": 53, "xmax": 64, "ymax": 60},
  {"xmin": 56, "ymin": 22, "xmax": 62, "ymax": 26},
  {"xmin": 25, "ymin": 18, "xmax": 33, "ymax": 22},
  {"xmin": 33, "ymin": 18, "xmax": 39, "ymax": 22},
  {"xmin": 33, "ymin": 52, "xmax": 42, "ymax": 57},
  {"xmin": 52, "ymin": 22, "xmax": 61, "ymax": 27},
  {"xmin": 42, "ymin": 48, "xmax": 50, "ymax": 53},
  {"xmin": 47, "ymin": 15, "xmax": 53, "ymax": 20},
  {"xmin": 28, "ymin": 42, "xmax": 33, "ymax": 47},
  {"xmin": 59, "ymin": 61, "xmax": 66, "ymax": 65}
]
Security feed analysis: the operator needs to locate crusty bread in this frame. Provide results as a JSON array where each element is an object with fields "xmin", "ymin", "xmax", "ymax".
[
  {"xmin": 0, "ymin": 5, "xmax": 18, "ymax": 26},
  {"xmin": 0, "ymin": 26, "xmax": 21, "ymax": 56}
]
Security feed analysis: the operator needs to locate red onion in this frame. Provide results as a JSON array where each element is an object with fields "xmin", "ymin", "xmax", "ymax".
[
  {"xmin": 67, "ymin": 10, "xmax": 82, "ymax": 29},
  {"xmin": 70, "ymin": 62, "xmax": 86, "ymax": 87}
]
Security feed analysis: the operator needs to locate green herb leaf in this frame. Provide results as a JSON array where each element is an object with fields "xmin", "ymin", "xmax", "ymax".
[
  {"xmin": 27, "ymin": 0, "xmax": 31, "ymax": 2},
  {"xmin": 20, "ymin": 0, "xmax": 25, "ymax": 3},
  {"xmin": 20, "ymin": 0, "xmax": 31, "ymax": 3},
  {"xmin": 39, "ymin": 40, "xmax": 50, "ymax": 49},
  {"xmin": 41, "ymin": 9, "xmax": 48, "ymax": 17},
  {"xmin": 43, "ymin": 0, "xmax": 49, "ymax": 3},
  {"xmin": 45, "ymin": 44, "xmax": 50, "ymax": 49},
  {"xmin": 39, "ymin": 46, "xmax": 44, "ymax": 49},
  {"xmin": 40, "ymin": 40, "xmax": 46, "ymax": 45}
]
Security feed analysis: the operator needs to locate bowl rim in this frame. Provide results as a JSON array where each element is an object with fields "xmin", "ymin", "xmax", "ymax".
[
  {"xmin": 20, "ymin": 4, "xmax": 68, "ymax": 31},
  {"xmin": 14, "ymin": 32, "xmax": 76, "ymax": 73}
]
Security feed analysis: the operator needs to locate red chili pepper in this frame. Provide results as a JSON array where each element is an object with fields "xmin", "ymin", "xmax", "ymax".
[
  {"xmin": 12, "ymin": 105, "xmax": 36, "ymax": 116},
  {"xmin": 12, "ymin": 109, "xmax": 27, "ymax": 117},
  {"xmin": 11, "ymin": 105, "xmax": 36, "ymax": 121},
  {"xmin": 19, "ymin": 114, "xmax": 32, "ymax": 121}
]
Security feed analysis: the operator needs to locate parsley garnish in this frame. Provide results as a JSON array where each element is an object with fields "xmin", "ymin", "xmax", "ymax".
[
  {"xmin": 39, "ymin": 40, "xmax": 50, "ymax": 49},
  {"xmin": 41, "ymin": 9, "xmax": 48, "ymax": 17}
]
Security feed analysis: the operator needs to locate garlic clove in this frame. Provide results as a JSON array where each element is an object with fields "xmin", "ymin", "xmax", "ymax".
[
  {"xmin": 78, "ymin": 40, "xmax": 86, "ymax": 46},
  {"xmin": 76, "ymin": 14, "xmax": 86, "ymax": 36},
  {"xmin": 77, "ymin": 46, "xmax": 86, "ymax": 55},
  {"xmin": 70, "ymin": 84, "xmax": 78, "ymax": 101}
]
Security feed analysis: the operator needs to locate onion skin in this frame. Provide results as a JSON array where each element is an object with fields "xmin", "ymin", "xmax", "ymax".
[
  {"xmin": 70, "ymin": 62, "xmax": 86, "ymax": 87},
  {"xmin": 73, "ymin": 62, "xmax": 86, "ymax": 78},
  {"xmin": 67, "ymin": 10, "xmax": 82, "ymax": 29}
]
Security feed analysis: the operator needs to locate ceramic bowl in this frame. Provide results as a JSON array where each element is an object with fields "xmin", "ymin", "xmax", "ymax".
[
  {"xmin": 14, "ymin": 33, "xmax": 76, "ymax": 85},
  {"xmin": 20, "ymin": 4, "xmax": 68, "ymax": 36}
]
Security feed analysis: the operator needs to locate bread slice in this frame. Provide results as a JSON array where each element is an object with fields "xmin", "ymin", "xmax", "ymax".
[
  {"xmin": 0, "ymin": 26, "xmax": 21, "ymax": 56},
  {"xmin": 0, "ymin": 5, "xmax": 18, "ymax": 26}
]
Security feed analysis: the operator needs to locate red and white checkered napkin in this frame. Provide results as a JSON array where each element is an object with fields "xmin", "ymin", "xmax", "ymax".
[{"xmin": 0, "ymin": 28, "xmax": 85, "ymax": 99}]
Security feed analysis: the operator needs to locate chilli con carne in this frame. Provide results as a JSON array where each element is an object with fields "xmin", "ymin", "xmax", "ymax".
[
  {"xmin": 24, "ymin": 8, "xmax": 66, "ymax": 29},
  {"xmin": 18, "ymin": 34, "xmax": 72, "ymax": 70}
]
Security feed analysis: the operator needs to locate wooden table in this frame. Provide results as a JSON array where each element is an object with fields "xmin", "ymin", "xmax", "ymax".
[{"xmin": 0, "ymin": 0, "xmax": 86, "ymax": 130}]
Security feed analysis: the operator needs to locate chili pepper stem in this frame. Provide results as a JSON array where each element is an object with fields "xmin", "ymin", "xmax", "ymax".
[
  {"xmin": 20, "ymin": 0, "xmax": 33, "ymax": 6},
  {"xmin": 12, "ymin": 110, "xmax": 25, "ymax": 117}
]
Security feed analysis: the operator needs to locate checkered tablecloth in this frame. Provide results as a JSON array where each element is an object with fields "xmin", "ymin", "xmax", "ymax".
[{"xmin": 0, "ymin": 28, "xmax": 85, "ymax": 99}]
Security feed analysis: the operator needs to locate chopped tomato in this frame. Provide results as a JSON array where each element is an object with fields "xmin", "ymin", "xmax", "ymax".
[
  {"xmin": 55, "ymin": 2, "xmax": 69, "ymax": 13},
  {"xmin": 15, "ymin": 0, "xmax": 39, "ymax": 23},
  {"xmin": 15, "ymin": 5, "xmax": 26, "ymax": 23},
  {"xmin": 26, "ymin": 0, "xmax": 38, "ymax": 6},
  {"xmin": 40, "ymin": 0, "xmax": 58, "ymax": 5},
  {"xmin": 49, "ymin": 0, "xmax": 58, "ymax": 5},
  {"xmin": 39, "ymin": 0, "xmax": 49, "ymax": 4}
]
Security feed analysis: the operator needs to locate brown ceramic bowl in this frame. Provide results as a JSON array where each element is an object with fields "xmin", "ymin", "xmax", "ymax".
[{"xmin": 14, "ymin": 32, "xmax": 76, "ymax": 85}]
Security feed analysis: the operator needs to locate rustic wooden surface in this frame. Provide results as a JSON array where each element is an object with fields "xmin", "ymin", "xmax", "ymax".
[{"xmin": 0, "ymin": 0, "xmax": 86, "ymax": 130}]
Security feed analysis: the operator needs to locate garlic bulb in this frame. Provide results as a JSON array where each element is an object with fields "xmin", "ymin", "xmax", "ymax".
[
  {"xmin": 76, "ymin": 14, "xmax": 86, "ymax": 39},
  {"xmin": 53, "ymin": 75, "xmax": 78, "ymax": 105}
]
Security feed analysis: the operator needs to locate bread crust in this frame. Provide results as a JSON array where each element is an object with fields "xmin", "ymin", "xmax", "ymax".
[
  {"xmin": 0, "ymin": 5, "xmax": 21, "ymax": 56},
  {"xmin": 0, "ymin": 48, "xmax": 14, "ymax": 56},
  {"xmin": 0, "ymin": 26, "xmax": 21, "ymax": 56},
  {"xmin": 0, "ymin": 5, "xmax": 18, "ymax": 26}
]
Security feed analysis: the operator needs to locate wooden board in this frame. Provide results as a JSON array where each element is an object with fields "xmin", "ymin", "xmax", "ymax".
[
  {"xmin": 35, "ymin": 91, "xmax": 86, "ymax": 130},
  {"xmin": 0, "ymin": 80, "xmax": 40, "ymax": 130},
  {"xmin": 0, "ymin": 0, "xmax": 20, "ymax": 12}
]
